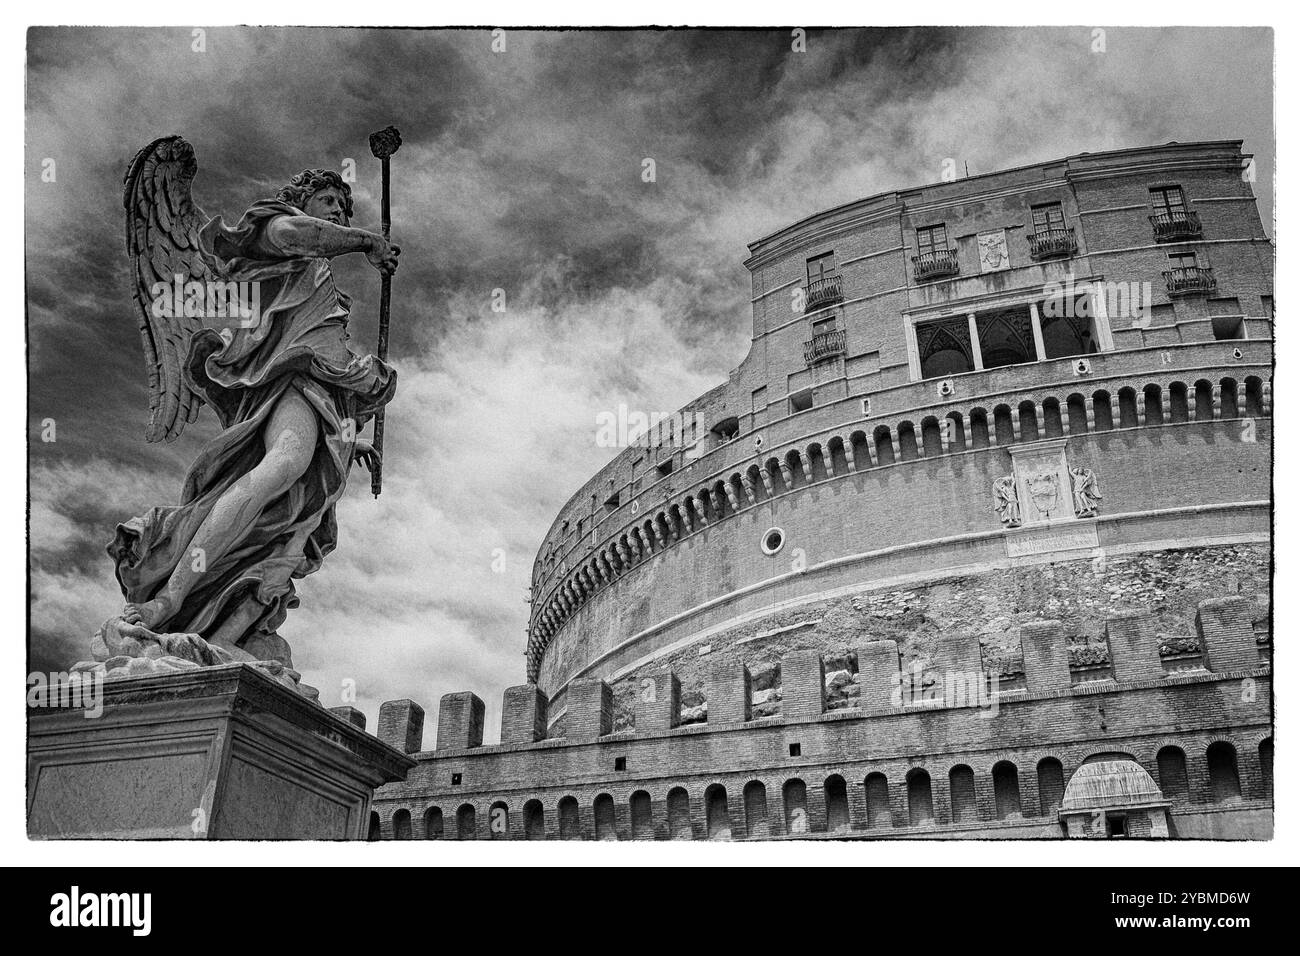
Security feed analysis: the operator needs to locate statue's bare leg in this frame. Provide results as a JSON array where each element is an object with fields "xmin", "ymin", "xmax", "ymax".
[{"xmin": 123, "ymin": 388, "xmax": 319, "ymax": 631}]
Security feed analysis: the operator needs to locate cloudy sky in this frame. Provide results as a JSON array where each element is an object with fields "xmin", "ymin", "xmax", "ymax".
[{"xmin": 25, "ymin": 26, "xmax": 1272, "ymax": 741}]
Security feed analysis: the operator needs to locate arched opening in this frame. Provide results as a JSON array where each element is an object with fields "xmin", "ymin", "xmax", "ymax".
[
  {"xmin": 629, "ymin": 790, "xmax": 653, "ymax": 840},
  {"xmin": 1207, "ymin": 742, "xmax": 1241, "ymax": 803},
  {"xmin": 392, "ymin": 808, "xmax": 412, "ymax": 840},
  {"xmin": 978, "ymin": 307, "xmax": 1036, "ymax": 368},
  {"xmin": 785, "ymin": 451, "xmax": 805, "ymax": 489},
  {"xmin": 993, "ymin": 761, "xmax": 1022, "ymax": 820},
  {"xmin": 424, "ymin": 807, "xmax": 443, "ymax": 840},
  {"xmin": 1260, "ymin": 739, "xmax": 1274, "ymax": 799},
  {"xmin": 456, "ymin": 803, "xmax": 477, "ymax": 841},
  {"xmin": 907, "ymin": 769, "xmax": 934, "ymax": 825},
  {"xmin": 917, "ymin": 316, "xmax": 977, "ymax": 378},
  {"xmin": 558, "ymin": 796, "xmax": 582, "ymax": 840},
  {"xmin": 783, "ymin": 778, "xmax": 809, "ymax": 835},
  {"xmin": 523, "ymin": 800, "xmax": 545, "ymax": 840},
  {"xmin": 1244, "ymin": 376, "xmax": 1264, "ymax": 417},
  {"xmin": 849, "ymin": 432, "xmax": 870, "ymax": 471},
  {"xmin": 824, "ymin": 775, "xmax": 850, "ymax": 833},
  {"xmin": 743, "ymin": 781, "xmax": 769, "ymax": 839},
  {"xmin": 1037, "ymin": 758, "xmax": 1065, "ymax": 816},
  {"xmin": 1041, "ymin": 308, "xmax": 1098, "ymax": 359},
  {"xmin": 945, "ymin": 412, "xmax": 967, "ymax": 450},
  {"xmin": 1018, "ymin": 401, "xmax": 1040, "ymax": 442},
  {"xmin": 367, "ymin": 811, "xmax": 381, "ymax": 842},
  {"xmin": 594, "ymin": 793, "xmax": 618, "ymax": 841},
  {"xmin": 949, "ymin": 765, "xmax": 977, "ymax": 824},
  {"xmin": 1169, "ymin": 381, "xmax": 1190, "ymax": 422},
  {"xmin": 1066, "ymin": 393, "xmax": 1089, "ymax": 433},
  {"xmin": 898, "ymin": 422, "xmax": 920, "ymax": 461},
  {"xmin": 488, "ymin": 802, "xmax": 509, "ymax": 840},
  {"xmin": 1042, "ymin": 398, "xmax": 1065, "ymax": 438},
  {"xmin": 873, "ymin": 427, "xmax": 895, "ymax": 466},
  {"xmin": 993, "ymin": 405, "xmax": 1015, "ymax": 445},
  {"xmin": 1157, "ymin": 746, "xmax": 1189, "ymax": 800},
  {"xmin": 1194, "ymin": 380, "xmax": 1215, "ymax": 420},
  {"xmin": 969, "ymin": 408, "xmax": 992, "ymax": 448},
  {"xmin": 1143, "ymin": 384, "xmax": 1164, "ymax": 424},
  {"xmin": 828, "ymin": 437, "xmax": 850, "ymax": 476},
  {"xmin": 705, "ymin": 785, "xmax": 731, "ymax": 840},
  {"xmin": 1092, "ymin": 391, "xmax": 1114, "ymax": 431},
  {"xmin": 667, "ymin": 787, "xmax": 693, "ymax": 840},
  {"xmin": 1219, "ymin": 378, "xmax": 1240, "ymax": 418},
  {"xmin": 921, "ymin": 417, "xmax": 944, "ymax": 457},
  {"xmin": 865, "ymin": 772, "xmax": 891, "ymax": 828},
  {"xmin": 1117, "ymin": 387, "xmax": 1139, "ymax": 428},
  {"xmin": 807, "ymin": 445, "xmax": 829, "ymax": 482}
]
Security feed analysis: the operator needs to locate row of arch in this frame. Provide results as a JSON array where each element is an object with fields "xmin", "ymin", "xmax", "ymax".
[
  {"xmin": 371, "ymin": 737, "xmax": 1272, "ymax": 841},
  {"xmin": 527, "ymin": 372, "xmax": 1271, "ymax": 679}
]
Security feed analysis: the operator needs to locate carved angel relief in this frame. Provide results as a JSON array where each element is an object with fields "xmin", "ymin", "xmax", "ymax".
[
  {"xmin": 993, "ymin": 476, "xmax": 1021, "ymax": 527},
  {"xmin": 1070, "ymin": 466, "xmax": 1102, "ymax": 517}
]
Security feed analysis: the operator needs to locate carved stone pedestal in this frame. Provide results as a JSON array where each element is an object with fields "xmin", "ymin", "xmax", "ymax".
[{"xmin": 27, "ymin": 663, "xmax": 413, "ymax": 839}]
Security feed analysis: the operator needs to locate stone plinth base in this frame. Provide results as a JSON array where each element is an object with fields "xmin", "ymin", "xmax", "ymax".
[{"xmin": 27, "ymin": 663, "xmax": 413, "ymax": 839}]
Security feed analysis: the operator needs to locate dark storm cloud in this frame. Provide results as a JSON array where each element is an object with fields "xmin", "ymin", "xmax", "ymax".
[{"xmin": 26, "ymin": 26, "xmax": 1272, "ymax": 736}]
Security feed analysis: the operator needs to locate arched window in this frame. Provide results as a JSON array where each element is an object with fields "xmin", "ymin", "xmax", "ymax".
[
  {"xmin": 993, "ymin": 761, "xmax": 1022, "ymax": 820},
  {"xmin": 523, "ymin": 800, "xmax": 545, "ymax": 840},
  {"xmin": 424, "ymin": 807, "xmax": 444, "ymax": 840},
  {"xmin": 594, "ymin": 793, "xmax": 618, "ymax": 841},
  {"xmin": 705, "ymin": 785, "xmax": 731, "ymax": 840},
  {"xmin": 629, "ymin": 790, "xmax": 654, "ymax": 840},
  {"xmin": 456, "ymin": 804, "xmax": 477, "ymax": 841},
  {"xmin": 865, "ymin": 772, "xmax": 890, "ymax": 828},
  {"xmin": 1207, "ymin": 742, "xmax": 1241, "ymax": 803},
  {"xmin": 1037, "ymin": 758, "xmax": 1065, "ymax": 816},
  {"xmin": 949, "ymin": 765, "xmax": 977, "ymax": 823},
  {"xmin": 907, "ymin": 769, "xmax": 934, "ymax": 825},
  {"xmin": 667, "ymin": 787, "xmax": 693, "ymax": 840},
  {"xmin": 783, "ymin": 779, "xmax": 809, "ymax": 835},
  {"xmin": 392, "ymin": 808, "xmax": 412, "ymax": 840},
  {"xmin": 1157, "ymin": 746, "xmax": 1189, "ymax": 800},
  {"xmin": 743, "ymin": 781, "xmax": 769, "ymax": 839},
  {"xmin": 558, "ymin": 796, "xmax": 582, "ymax": 840},
  {"xmin": 824, "ymin": 775, "xmax": 850, "ymax": 833},
  {"xmin": 1168, "ymin": 382, "xmax": 1190, "ymax": 422}
]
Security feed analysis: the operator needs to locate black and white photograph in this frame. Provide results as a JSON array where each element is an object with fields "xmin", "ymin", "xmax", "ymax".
[{"xmin": 9, "ymin": 7, "xmax": 1292, "ymax": 917}]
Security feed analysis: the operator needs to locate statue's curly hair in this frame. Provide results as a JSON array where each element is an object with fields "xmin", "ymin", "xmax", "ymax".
[{"xmin": 276, "ymin": 169, "xmax": 354, "ymax": 220}]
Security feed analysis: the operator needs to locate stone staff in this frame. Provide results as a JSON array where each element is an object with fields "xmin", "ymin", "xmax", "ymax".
[{"xmin": 368, "ymin": 125, "xmax": 402, "ymax": 497}]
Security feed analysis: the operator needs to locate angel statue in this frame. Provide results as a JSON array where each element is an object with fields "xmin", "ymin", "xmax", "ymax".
[
  {"xmin": 992, "ymin": 475, "xmax": 1021, "ymax": 528},
  {"xmin": 79, "ymin": 136, "xmax": 401, "ymax": 694},
  {"xmin": 1070, "ymin": 466, "xmax": 1102, "ymax": 518}
]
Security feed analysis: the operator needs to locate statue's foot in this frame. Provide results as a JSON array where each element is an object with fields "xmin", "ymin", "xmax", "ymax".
[{"xmin": 122, "ymin": 596, "xmax": 175, "ymax": 630}]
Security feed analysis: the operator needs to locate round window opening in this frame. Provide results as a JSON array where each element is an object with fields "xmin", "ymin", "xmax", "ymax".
[{"xmin": 761, "ymin": 527, "xmax": 786, "ymax": 555}]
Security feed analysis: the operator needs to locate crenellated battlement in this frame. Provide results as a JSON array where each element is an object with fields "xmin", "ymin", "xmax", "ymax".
[{"xmin": 377, "ymin": 595, "xmax": 1268, "ymax": 757}]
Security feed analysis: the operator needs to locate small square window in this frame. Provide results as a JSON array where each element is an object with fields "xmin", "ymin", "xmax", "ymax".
[
  {"xmin": 614, "ymin": 756, "xmax": 627, "ymax": 771},
  {"xmin": 1107, "ymin": 813, "xmax": 1128, "ymax": 838},
  {"xmin": 789, "ymin": 389, "xmax": 814, "ymax": 414},
  {"xmin": 789, "ymin": 743, "xmax": 802, "ymax": 757},
  {"xmin": 656, "ymin": 458, "xmax": 675, "ymax": 478},
  {"xmin": 451, "ymin": 773, "xmax": 462, "ymax": 786},
  {"xmin": 1211, "ymin": 316, "xmax": 1245, "ymax": 341}
]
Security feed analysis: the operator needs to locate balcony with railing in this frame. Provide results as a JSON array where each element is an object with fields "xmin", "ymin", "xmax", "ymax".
[
  {"xmin": 1163, "ymin": 265, "xmax": 1217, "ymax": 296},
  {"xmin": 912, "ymin": 248, "xmax": 959, "ymax": 282},
  {"xmin": 804, "ymin": 273, "xmax": 844, "ymax": 312},
  {"xmin": 1028, "ymin": 226, "xmax": 1078, "ymax": 260},
  {"xmin": 803, "ymin": 329, "xmax": 846, "ymax": 365},
  {"xmin": 1150, "ymin": 209, "xmax": 1202, "ymax": 242}
]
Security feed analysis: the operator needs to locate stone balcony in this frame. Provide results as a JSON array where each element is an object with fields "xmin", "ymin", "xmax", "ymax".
[
  {"xmin": 1163, "ymin": 265, "xmax": 1217, "ymax": 296},
  {"xmin": 803, "ymin": 329, "xmax": 847, "ymax": 365},
  {"xmin": 804, "ymin": 273, "xmax": 844, "ymax": 312},
  {"xmin": 1028, "ymin": 226, "xmax": 1078, "ymax": 260},
  {"xmin": 1150, "ymin": 209, "xmax": 1203, "ymax": 242},
  {"xmin": 912, "ymin": 248, "xmax": 960, "ymax": 282}
]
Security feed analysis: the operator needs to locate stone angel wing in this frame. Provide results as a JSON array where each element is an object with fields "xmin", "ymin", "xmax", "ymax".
[{"xmin": 123, "ymin": 136, "xmax": 214, "ymax": 443}]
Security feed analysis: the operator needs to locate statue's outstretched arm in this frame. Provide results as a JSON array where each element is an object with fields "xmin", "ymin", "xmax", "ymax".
[{"xmin": 265, "ymin": 215, "xmax": 400, "ymax": 275}]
